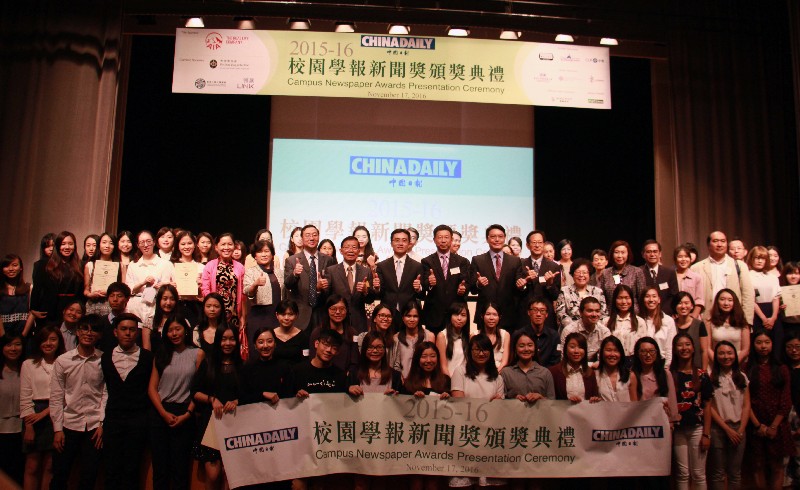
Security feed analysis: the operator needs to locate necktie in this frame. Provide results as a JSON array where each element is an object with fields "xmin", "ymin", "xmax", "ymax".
[
  {"xmin": 651, "ymin": 269, "xmax": 657, "ymax": 283},
  {"xmin": 495, "ymin": 254, "xmax": 502, "ymax": 280},
  {"xmin": 347, "ymin": 266, "xmax": 355, "ymax": 293},
  {"xmin": 441, "ymin": 254, "xmax": 449, "ymax": 280},
  {"xmin": 309, "ymin": 255, "xmax": 317, "ymax": 306},
  {"xmin": 532, "ymin": 260, "xmax": 540, "ymax": 274},
  {"xmin": 395, "ymin": 259, "xmax": 403, "ymax": 286}
]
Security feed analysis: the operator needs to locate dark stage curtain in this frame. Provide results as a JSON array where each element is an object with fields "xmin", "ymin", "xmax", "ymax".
[
  {"xmin": 0, "ymin": 1, "xmax": 122, "ymax": 274},
  {"xmin": 653, "ymin": 0, "xmax": 799, "ymax": 254}
]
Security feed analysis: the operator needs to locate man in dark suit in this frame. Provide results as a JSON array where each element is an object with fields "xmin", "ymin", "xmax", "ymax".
[
  {"xmin": 325, "ymin": 236, "xmax": 375, "ymax": 333},
  {"xmin": 374, "ymin": 228, "xmax": 424, "ymax": 312},
  {"xmin": 284, "ymin": 225, "xmax": 335, "ymax": 329},
  {"xmin": 519, "ymin": 230, "xmax": 562, "ymax": 331},
  {"xmin": 470, "ymin": 224, "xmax": 526, "ymax": 330},
  {"xmin": 100, "ymin": 313, "xmax": 154, "ymax": 490},
  {"xmin": 421, "ymin": 224, "xmax": 470, "ymax": 333},
  {"xmin": 640, "ymin": 239, "xmax": 680, "ymax": 315}
]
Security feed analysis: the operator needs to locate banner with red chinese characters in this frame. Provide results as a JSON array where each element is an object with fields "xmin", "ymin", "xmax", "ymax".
[
  {"xmin": 172, "ymin": 29, "xmax": 611, "ymax": 109},
  {"xmin": 205, "ymin": 394, "xmax": 669, "ymax": 487}
]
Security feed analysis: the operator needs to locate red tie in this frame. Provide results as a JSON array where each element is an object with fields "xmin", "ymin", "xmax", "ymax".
[{"xmin": 495, "ymin": 254, "xmax": 502, "ymax": 280}]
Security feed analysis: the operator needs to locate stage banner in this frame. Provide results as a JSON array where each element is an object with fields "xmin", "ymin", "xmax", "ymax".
[
  {"xmin": 172, "ymin": 29, "xmax": 611, "ymax": 109},
  {"xmin": 207, "ymin": 394, "xmax": 669, "ymax": 488}
]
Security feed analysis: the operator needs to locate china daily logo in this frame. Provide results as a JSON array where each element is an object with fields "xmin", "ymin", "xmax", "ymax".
[
  {"xmin": 350, "ymin": 156, "xmax": 461, "ymax": 178},
  {"xmin": 591, "ymin": 426, "xmax": 664, "ymax": 442},
  {"xmin": 360, "ymin": 35, "xmax": 436, "ymax": 50},
  {"xmin": 224, "ymin": 427, "xmax": 299, "ymax": 450}
]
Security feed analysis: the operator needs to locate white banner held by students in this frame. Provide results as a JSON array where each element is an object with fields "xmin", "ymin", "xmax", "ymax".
[{"xmin": 209, "ymin": 394, "xmax": 670, "ymax": 488}]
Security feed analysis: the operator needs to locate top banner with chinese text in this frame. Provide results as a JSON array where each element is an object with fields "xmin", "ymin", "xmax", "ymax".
[
  {"xmin": 173, "ymin": 29, "xmax": 611, "ymax": 109},
  {"xmin": 207, "ymin": 394, "xmax": 669, "ymax": 488}
]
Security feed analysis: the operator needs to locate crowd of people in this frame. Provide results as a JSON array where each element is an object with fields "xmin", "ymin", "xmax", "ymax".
[{"xmin": 0, "ymin": 223, "xmax": 798, "ymax": 490}]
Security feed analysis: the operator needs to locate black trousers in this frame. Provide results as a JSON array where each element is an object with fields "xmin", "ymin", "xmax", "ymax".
[
  {"xmin": 149, "ymin": 403, "xmax": 195, "ymax": 490},
  {"xmin": 50, "ymin": 427, "xmax": 102, "ymax": 490},
  {"xmin": 104, "ymin": 414, "xmax": 148, "ymax": 490}
]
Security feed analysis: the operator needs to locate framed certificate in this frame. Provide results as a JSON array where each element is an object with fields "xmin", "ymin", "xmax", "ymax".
[
  {"xmin": 174, "ymin": 262, "xmax": 200, "ymax": 297},
  {"xmin": 91, "ymin": 261, "xmax": 119, "ymax": 293},
  {"xmin": 782, "ymin": 285, "xmax": 800, "ymax": 317}
]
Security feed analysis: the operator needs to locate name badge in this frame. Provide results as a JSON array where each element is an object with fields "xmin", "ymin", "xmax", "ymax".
[
  {"xmin": 302, "ymin": 349, "xmax": 310, "ymax": 357},
  {"xmin": 539, "ymin": 276, "xmax": 547, "ymax": 284},
  {"xmin": 450, "ymin": 267, "xmax": 461, "ymax": 275},
  {"xmin": 659, "ymin": 282, "xmax": 669, "ymax": 291},
  {"xmin": 353, "ymin": 335, "xmax": 360, "ymax": 343},
  {"xmin": 613, "ymin": 274, "xmax": 621, "ymax": 285}
]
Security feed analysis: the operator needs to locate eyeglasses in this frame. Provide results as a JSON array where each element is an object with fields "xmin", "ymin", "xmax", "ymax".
[
  {"xmin": 529, "ymin": 308, "xmax": 548, "ymax": 314},
  {"xmin": 471, "ymin": 347, "xmax": 490, "ymax": 354},
  {"xmin": 78, "ymin": 325, "xmax": 102, "ymax": 333},
  {"xmin": 318, "ymin": 340, "xmax": 339, "ymax": 351},
  {"xmin": 138, "ymin": 239, "xmax": 154, "ymax": 246},
  {"xmin": 366, "ymin": 346, "xmax": 385, "ymax": 352},
  {"xmin": 786, "ymin": 344, "xmax": 800, "ymax": 352},
  {"xmin": 639, "ymin": 350, "xmax": 657, "ymax": 357},
  {"xmin": 375, "ymin": 313, "xmax": 393, "ymax": 320},
  {"xmin": 328, "ymin": 306, "xmax": 347, "ymax": 313}
]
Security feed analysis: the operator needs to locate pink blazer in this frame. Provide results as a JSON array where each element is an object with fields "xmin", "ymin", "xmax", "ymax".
[{"xmin": 201, "ymin": 259, "xmax": 245, "ymax": 317}]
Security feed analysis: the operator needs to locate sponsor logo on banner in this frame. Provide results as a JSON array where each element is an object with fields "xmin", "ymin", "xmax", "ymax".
[
  {"xmin": 205, "ymin": 32, "xmax": 223, "ymax": 50},
  {"xmin": 195, "ymin": 78, "xmax": 206, "ymax": 89},
  {"xmin": 360, "ymin": 35, "xmax": 436, "ymax": 50},
  {"xmin": 209, "ymin": 60, "xmax": 218, "ymax": 69},
  {"xmin": 560, "ymin": 54, "xmax": 581, "ymax": 63},
  {"xmin": 350, "ymin": 156, "xmax": 461, "ymax": 178},
  {"xmin": 225, "ymin": 427, "xmax": 299, "ymax": 450},
  {"xmin": 588, "ymin": 98, "xmax": 604, "ymax": 104},
  {"xmin": 592, "ymin": 426, "xmax": 665, "ymax": 442},
  {"xmin": 538, "ymin": 53, "xmax": 554, "ymax": 61}
]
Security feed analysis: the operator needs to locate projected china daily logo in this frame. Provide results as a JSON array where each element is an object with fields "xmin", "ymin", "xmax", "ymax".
[{"xmin": 350, "ymin": 156, "xmax": 461, "ymax": 178}]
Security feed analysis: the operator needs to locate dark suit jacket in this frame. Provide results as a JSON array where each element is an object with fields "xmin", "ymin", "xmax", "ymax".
[
  {"xmin": 519, "ymin": 257, "xmax": 562, "ymax": 331},
  {"xmin": 375, "ymin": 255, "xmax": 425, "ymax": 312},
  {"xmin": 469, "ymin": 252, "xmax": 525, "ymax": 330},
  {"xmin": 325, "ymin": 262, "xmax": 375, "ymax": 333},
  {"xmin": 284, "ymin": 252, "xmax": 335, "ymax": 329},
  {"xmin": 420, "ymin": 252, "xmax": 471, "ymax": 333},
  {"xmin": 640, "ymin": 265, "xmax": 680, "ymax": 315}
]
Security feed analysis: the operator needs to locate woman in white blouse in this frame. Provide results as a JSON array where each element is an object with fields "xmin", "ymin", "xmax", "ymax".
[
  {"xmin": 475, "ymin": 303, "xmax": 510, "ymax": 372},
  {"xmin": 705, "ymin": 289, "xmax": 750, "ymax": 365},
  {"xmin": 596, "ymin": 336, "xmax": 632, "ymax": 402},
  {"xmin": 0, "ymin": 334, "xmax": 24, "ymax": 485},
  {"xmin": 450, "ymin": 334, "xmax": 505, "ymax": 488},
  {"xmin": 435, "ymin": 302, "xmax": 470, "ymax": 377},
  {"xmin": 125, "ymin": 230, "xmax": 175, "ymax": 326},
  {"xmin": 606, "ymin": 285, "xmax": 649, "ymax": 359},
  {"xmin": 21, "ymin": 326, "xmax": 65, "ymax": 490},
  {"xmin": 641, "ymin": 286, "xmax": 677, "ymax": 367},
  {"xmin": 747, "ymin": 246, "xmax": 783, "ymax": 348}
]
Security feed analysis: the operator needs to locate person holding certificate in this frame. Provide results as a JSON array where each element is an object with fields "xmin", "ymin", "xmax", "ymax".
[
  {"xmin": 83, "ymin": 232, "xmax": 118, "ymax": 316},
  {"xmin": 171, "ymin": 230, "xmax": 204, "ymax": 327}
]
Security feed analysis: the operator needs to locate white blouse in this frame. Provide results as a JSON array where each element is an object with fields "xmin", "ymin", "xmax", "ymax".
[
  {"xmin": 750, "ymin": 271, "xmax": 781, "ymax": 303},
  {"xmin": 596, "ymin": 370, "xmax": 631, "ymax": 402},
  {"xmin": 647, "ymin": 314, "xmax": 677, "ymax": 367},
  {"xmin": 20, "ymin": 358, "xmax": 54, "ymax": 418},
  {"xmin": 451, "ymin": 366, "xmax": 505, "ymax": 399}
]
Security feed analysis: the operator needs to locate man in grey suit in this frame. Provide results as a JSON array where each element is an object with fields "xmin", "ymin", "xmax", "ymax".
[
  {"xmin": 284, "ymin": 225, "xmax": 334, "ymax": 329},
  {"xmin": 325, "ymin": 236, "xmax": 375, "ymax": 333}
]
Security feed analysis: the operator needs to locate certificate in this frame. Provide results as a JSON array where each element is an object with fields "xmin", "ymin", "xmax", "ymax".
[
  {"xmin": 91, "ymin": 261, "xmax": 119, "ymax": 293},
  {"xmin": 175, "ymin": 262, "xmax": 200, "ymax": 297},
  {"xmin": 783, "ymin": 285, "xmax": 800, "ymax": 317}
]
